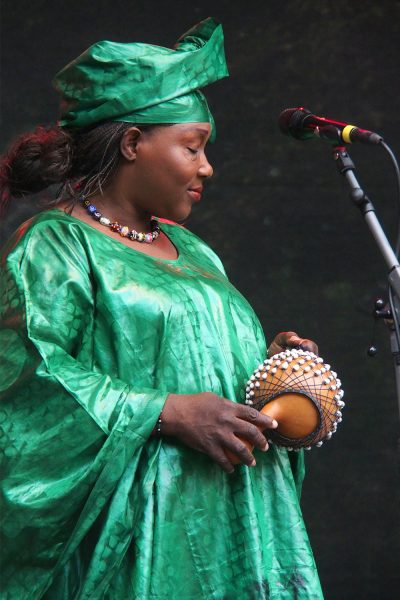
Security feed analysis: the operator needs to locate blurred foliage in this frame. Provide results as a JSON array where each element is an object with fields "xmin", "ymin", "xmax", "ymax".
[{"xmin": 1, "ymin": 1, "xmax": 400, "ymax": 597}]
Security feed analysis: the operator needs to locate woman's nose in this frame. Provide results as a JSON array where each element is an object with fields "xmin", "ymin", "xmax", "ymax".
[{"xmin": 199, "ymin": 154, "xmax": 213, "ymax": 178}]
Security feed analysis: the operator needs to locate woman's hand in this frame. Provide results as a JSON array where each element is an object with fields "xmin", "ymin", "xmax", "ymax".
[
  {"xmin": 161, "ymin": 392, "xmax": 278, "ymax": 473},
  {"xmin": 268, "ymin": 331, "xmax": 318, "ymax": 358}
]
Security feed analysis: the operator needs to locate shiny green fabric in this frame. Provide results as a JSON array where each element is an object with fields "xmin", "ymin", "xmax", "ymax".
[
  {"xmin": 53, "ymin": 18, "xmax": 228, "ymax": 141},
  {"xmin": 0, "ymin": 210, "xmax": 323, "ymax": 599}
]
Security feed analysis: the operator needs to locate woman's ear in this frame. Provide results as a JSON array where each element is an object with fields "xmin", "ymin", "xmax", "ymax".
[{"xmin": 120, "ymin": 127, "xmax": 142, "ymax": 160}]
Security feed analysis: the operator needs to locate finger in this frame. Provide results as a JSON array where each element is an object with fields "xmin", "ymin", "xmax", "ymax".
[
  {"xmin": 287, "ymin": 335, "xmax": 318, "ymax": 355},
  {"xmin": 274, "ymin": 331, "xmax": 299, "ymax": 347},
  {"xmin": 299, "ymin": 338, "xmax": 319, "ymax": 355},
  {"xmin": 286, "ymin": 333, "xmax": 304, "ymax": 347},
  {"xmin": 208, "ymin": 447, "xmax": 237, "ymax": 474},
  {"xmin": 268, "ymin": 331, "xmax": 299, "ymax": 356},
  {"xmin": 267, "ymin": 341, "xmax": 282, "ymax": 357},
  {"xmin": 223, "ymin": 436, "xmax": 257, "ymax": 467},
  {"xmin": 236, "ymin": 405, "xmax": 278, "ymax": 430},
  {"xmin": 233, "ymin": 421, "xmax": 269, "ymax": 451}
]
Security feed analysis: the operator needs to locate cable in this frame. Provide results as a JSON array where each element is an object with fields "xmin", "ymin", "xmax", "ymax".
[
  {"xmin": 388, "ymin": 284, "xmax": 400, "ymax": 351},
  {"xmin": 379, "ymin": 141, "xmax": 400, "ymax": 257}
]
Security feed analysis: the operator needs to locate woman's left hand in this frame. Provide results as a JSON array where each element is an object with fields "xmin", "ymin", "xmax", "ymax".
[{"xmin": 268, "ymin": 331, "xmax": 318, "ymax": 357}]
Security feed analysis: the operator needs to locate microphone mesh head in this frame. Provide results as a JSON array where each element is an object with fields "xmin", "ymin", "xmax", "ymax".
[
  {"xmin": 278, "ymin": 107, "xmax": 312, "ymax": 139},
  {"xmin": 278, "ymin": 108, "xmax": 298, "ymax": 134}
]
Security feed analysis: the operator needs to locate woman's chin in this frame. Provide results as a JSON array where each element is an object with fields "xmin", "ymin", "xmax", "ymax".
[{"xmin": 156, "ymin": 205, "xmax": 193, "ymax": 223}]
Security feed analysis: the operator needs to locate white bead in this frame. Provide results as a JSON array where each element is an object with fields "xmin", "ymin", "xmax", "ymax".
[
  {"xmin": 250, "ymin": 383, "xmax": 254, "ymax": 389},
  {"xmin": 330, "ymin": 385, "xmax": 337, "ymax": 391},
  {"xmin": 258, "ymin": 364, "xmax": 264, "ymax": 370},
  {"xmin": 316, "ymin": 357, "xmax": 323, "ymax": 363},
  {"xmin": 99, "ymin": 217, "xmax": 111, "ymax": 226},
  {"xmin": 271, "ymin": 367, "xmax": 277, "ymax": 374},
  {"xmin": 321, "ymin": 367, "xmax": 326, "ymax": 374},
  {"xmin": 338, "ymin": 400, "xmax": 345, "ymax": 408},
  {"xmin": 299, "ymin": 359, "xmax": 305, "ymax": 365},
  {"xmin": 304, "ymin": 365, "xmax": 311, "ymax": 372},
  {"xmin": 281, "ymin": 361, "xmax": 289, "ymax": 369},
  {"xmin": 305, "ymin": 446, "xmax": 312, "ymax": 451},
  {"xmin": 314, "ymin": 370, "xmax": 321, "ymax": 376},
  {"xmin": 275, "ymin": 360, "xmax": 281, "ymax": 366},
  {"xmin": 250, "ymin": 375, "xmax": 255, "ymax": 381},
  {"xmin": 255, "ymin": 381, "xmax": 260, "ymax": 388},
  {"xmin": 325, "ymin": 364, "xmax": 331, "ymax": 370},
  {"xmin": 250, "ymin": 390, "xmax": 254, "ymax": 397},
  {"xmin": 326, "ymin": 432, "xmax": 332, "ymax": 439},
  {"xmin": 336, "ymin": 411, "xmax": 342, "ymax": 418},
  {"xmin": 316, "ymin": 441, "xmax": 323, "ymax": 447},
  {"xmin": 255, "ymin": 372, "xmax": 260, "ymax": 379},
  {"xmin": 262, "ymin": 373, "xmax": 267, "ymax": 380}
]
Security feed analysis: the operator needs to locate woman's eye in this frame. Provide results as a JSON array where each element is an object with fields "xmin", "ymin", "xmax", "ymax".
[{"xmin": 187, "ymin": 147, "xmax": 199, "ymax": 155}]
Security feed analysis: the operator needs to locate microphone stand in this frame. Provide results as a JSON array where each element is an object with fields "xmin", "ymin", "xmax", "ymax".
[{"xmin": 332, "ymin": 146, "xmax": 400, "ymax": 419}]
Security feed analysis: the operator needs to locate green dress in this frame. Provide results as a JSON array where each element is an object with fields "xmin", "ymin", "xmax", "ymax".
[{"xmin": 0, "ymin": 210, "xmax": 323, "ymax": 600}]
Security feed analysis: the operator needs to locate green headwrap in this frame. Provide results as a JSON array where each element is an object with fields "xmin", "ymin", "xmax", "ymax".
[{"xmin": 53, "ymin": 18, "xmax": 228, "ymax": 142}]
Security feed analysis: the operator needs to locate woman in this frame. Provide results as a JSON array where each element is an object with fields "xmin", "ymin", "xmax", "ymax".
[{"xmin": 0, "ymin": 18, "xmax": 323, "ymax": 599}]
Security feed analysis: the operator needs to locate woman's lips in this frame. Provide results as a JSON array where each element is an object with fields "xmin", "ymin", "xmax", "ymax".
[{"xmin": 187, "ymin": 188, "xmax": 202, "ymax": 201}]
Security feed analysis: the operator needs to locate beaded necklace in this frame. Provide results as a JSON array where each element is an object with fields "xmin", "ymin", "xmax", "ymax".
[{"xmin": 81, "ymin": 197, "xmax": 161, "ymax": 243}]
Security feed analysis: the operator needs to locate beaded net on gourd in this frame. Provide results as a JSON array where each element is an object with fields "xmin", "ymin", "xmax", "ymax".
[{"xmin": 245, "ymin": 349, "xmax": 345, "ymax": 450}]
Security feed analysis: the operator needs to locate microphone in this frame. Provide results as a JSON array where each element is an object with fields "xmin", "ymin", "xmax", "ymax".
[{"xmin": 278, "ymin": 107, "xmax": 383, "ymax": 145}]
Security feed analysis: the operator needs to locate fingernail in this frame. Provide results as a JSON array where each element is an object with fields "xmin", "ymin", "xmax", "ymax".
[
  {"xmin": 262, "ymin": 442, "xmax": 269, "ymax": 451},
  {"xmin": 271, "ymin": 419, "xmax": 278, "ymax": 428},
  {"xmin": 250, "ymin": 459, "xmax": 256, "ymax": 467}
]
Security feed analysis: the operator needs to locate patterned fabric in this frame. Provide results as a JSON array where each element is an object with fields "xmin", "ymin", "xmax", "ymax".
[
  {"xmin": 0, "ymin": 210, "xmax": 323, "ymax": 599},
  {"xmin": 53, "ymin": 17, "xmax": 228, "ymax": 141}
]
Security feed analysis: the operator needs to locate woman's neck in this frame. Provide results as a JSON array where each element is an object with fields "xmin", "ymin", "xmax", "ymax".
[{"xmin": 85, "ymin": 182, "xmax": 153, "ymax": 232}]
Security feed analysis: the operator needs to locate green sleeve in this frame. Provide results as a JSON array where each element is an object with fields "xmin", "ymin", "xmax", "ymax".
[{"xmin": 0, "ymin": 223, "xmax": 166, "ymax": 597}]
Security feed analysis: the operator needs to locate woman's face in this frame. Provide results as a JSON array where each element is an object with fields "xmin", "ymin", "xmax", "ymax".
[{"xmin": 127, "ymin": 122, "xmax": 213, "ymax": 221}]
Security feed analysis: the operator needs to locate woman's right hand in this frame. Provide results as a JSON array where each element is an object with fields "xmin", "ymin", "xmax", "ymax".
[{"xmin": 161, "ymin": 392, "xmax": 278, "ymax": 473}]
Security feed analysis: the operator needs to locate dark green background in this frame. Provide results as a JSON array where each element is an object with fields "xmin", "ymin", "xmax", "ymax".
[{"xmin": 1, "ymin": 2, "xmax": 399, "ymax": 598}]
